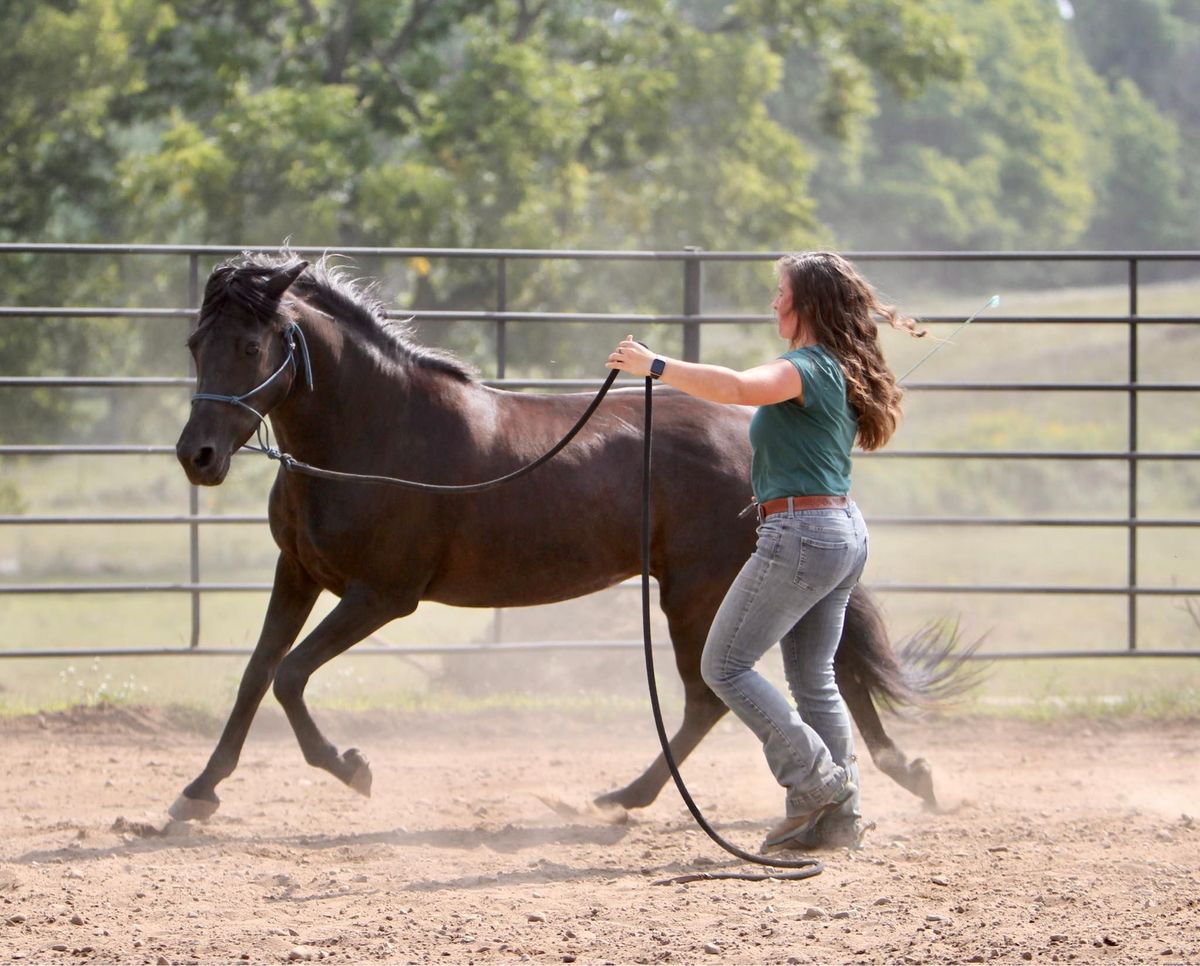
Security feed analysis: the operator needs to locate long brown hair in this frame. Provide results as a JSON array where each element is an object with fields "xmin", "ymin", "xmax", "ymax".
[{"xmin": 777, "ymin": 251, "xmax": 926, "ymax": 451}]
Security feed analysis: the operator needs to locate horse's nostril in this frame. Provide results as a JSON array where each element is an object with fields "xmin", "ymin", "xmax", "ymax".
[{"xmin": 194, "ymin": 446, "xmax": 215, "ymax": 469}]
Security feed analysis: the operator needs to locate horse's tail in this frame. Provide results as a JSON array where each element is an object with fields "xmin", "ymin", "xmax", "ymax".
[{"xmin": 839, "ymin": 585, "xmax": 986, "ymax": 713}]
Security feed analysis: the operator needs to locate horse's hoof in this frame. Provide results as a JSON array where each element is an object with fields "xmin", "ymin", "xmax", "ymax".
[
  {"xmin": 594, "ymin": 788, "xmax": 649, "ymax": 811},
  {"xmin": 343, "ymin": 748, "xmax": 372, "ymax": 798},
  {"xmin": 593, "ymin": 789, "xmax": 626, "ymax": 810},
  {"xmin": 168, "ymin": 793, "xmax": 220, "ymax": 822},
  {"xmin": 909, "ymin": 757, "xmax": 939, "ymax": 810}
]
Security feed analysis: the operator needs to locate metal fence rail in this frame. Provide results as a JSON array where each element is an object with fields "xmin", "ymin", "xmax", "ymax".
[{"xmin": 2, "ymin": 245, "xmax": 1198, "ymax": 660}]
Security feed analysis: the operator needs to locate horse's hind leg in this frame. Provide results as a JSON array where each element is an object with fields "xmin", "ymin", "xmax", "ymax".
[
  {"xmin": 170, "ymin": 555, "xmax": 320, "ymax": 821},
  {"xmin": 595, "ymin": 677, "xmax": 728, "ymax": 810},
  {"xmin": 837, "ymin": 669, "xmax": 937, "ymax": 808},
  {"xmin": 271, "ymin": 583, "xmax": 408, "ymax": 795},
  {"xmin": 836, "ymin": 588, "xmax": 939, "ymax": 808},
  {"xmin": 595, "ymin": 594, "xmax": 728, "ymax": 810}
]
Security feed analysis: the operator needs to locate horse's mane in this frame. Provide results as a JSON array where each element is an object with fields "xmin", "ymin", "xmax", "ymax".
[{"xmin": 205, "ymin": 251, "xmax": 477, "ymax": 383}]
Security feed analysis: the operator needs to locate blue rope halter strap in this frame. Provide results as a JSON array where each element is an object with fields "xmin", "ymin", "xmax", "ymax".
[{"xmin": 190, "ymin": 321, "xmax": 314, "ymax": 461}]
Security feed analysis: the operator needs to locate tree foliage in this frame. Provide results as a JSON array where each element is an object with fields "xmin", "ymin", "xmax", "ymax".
[
  {"xmin": 1070, "ymin": 0, "xmax": 1199, "ymax": 248},
  {"xmin": 796, "ymin": 0, "xmax": 1195, "ymax": 252},
  {"xmin": 6, "ymin": 0, "xmax": 1196, "ymax": 254},
  {"xmin": 3, "ymin": 1, "xmax": 975, "ymax": 251}
]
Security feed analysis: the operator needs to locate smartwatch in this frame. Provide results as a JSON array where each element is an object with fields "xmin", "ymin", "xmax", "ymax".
[{"xmin": 649, "ymin": 357, "xmax": 667, "ymax": 380}]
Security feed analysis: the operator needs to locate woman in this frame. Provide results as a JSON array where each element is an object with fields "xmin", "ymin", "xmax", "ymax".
[{"xmin": 606, "ymin": 251, "xmax": 925, "ymax": 852}]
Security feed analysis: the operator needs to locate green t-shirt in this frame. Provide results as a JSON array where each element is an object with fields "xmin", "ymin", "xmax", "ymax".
[{"xmin": 748, "ymin": 344, "xmax": 857, "ymax": 501}]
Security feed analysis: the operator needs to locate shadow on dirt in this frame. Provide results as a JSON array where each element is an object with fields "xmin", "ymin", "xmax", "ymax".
[{"xmin": 13, "ymin": 819, "xmax": 636, "ymax": 865}]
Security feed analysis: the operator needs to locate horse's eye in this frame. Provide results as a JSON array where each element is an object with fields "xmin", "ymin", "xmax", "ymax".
[{"xmin": 245, "ymin": 342, "xmax": 261, "ymax": 356}]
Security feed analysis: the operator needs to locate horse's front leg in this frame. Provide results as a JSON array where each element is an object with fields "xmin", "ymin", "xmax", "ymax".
[
  {"xmin": 170, "ymin": 554, "xmax": 320, "ymax": 821},
  {"xmin": 271, "ymin": 583, "xmax": 411, "ymax": 795},
  {"xmin": 596, "ymin": 590, "xmax": 729, "ymax": 809}
]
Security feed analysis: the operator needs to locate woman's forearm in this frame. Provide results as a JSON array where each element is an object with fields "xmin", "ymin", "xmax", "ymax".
[
  {"xmin": 605, "ymin": 335, "xmax": 802, "ymax": 406},
  {"xmin": 654, "ymin": 358, "xmax": 748, "ymax": 404}
]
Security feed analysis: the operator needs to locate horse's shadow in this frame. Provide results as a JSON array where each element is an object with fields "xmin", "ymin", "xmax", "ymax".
[
  {"xmin": 14, "ymin": 819, "xmax": 629, "ymax": 861},
  {"xmin": 12, "ymin": 818, "xmax": 765, "ymax": 891}
]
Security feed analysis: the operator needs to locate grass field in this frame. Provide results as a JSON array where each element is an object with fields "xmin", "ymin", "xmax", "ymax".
[{"xmin": 2, "ymin": 272, "xmax": 1198, "ymax": 719}]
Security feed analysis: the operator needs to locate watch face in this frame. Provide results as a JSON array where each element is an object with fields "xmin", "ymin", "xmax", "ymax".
[{"xmin": 650, "ymin": 358, "xmax": 666, "ymax": 378}]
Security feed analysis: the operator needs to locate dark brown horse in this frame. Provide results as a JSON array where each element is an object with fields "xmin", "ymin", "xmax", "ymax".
[{"xmin": 170, "ymin": 253, "xmax": 968, "ymax": 822}]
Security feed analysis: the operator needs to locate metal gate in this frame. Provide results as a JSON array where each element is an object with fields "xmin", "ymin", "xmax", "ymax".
[{"xmin": 1, "ymin": 245, "xmax": 1198, "ymax": 660}]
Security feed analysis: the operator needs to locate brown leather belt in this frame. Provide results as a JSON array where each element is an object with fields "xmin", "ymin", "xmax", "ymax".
[{"xmin": 757, "ymin": 495, "xmax": 849, "ymax": 521}]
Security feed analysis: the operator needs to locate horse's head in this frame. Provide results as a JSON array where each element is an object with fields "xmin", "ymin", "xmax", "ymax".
[{"xmin": 176, "ymin": 259, "xmax": 309, "ymax": 485}]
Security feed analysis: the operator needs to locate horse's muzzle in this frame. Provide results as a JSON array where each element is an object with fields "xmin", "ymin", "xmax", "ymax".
[
  {"xmin": 177, "ymin": 398, "xmax": 263, "ymax": 485},
  {"xmin": 176, "ymin": 412, "xmax": 239, "ymax": 486},
  {"xmin": 176, "ymin": 436, "xmax": 232, "ymax": 486}
]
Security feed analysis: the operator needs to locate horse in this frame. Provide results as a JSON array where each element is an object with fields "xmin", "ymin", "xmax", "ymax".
[{"xmin": 170, "ymin": 252, "xmax": 970, "ymax": 823}]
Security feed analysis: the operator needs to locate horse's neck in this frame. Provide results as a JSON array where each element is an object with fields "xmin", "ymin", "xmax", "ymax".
[{"xmin": 271, "ymin": 303, "xmax": 476, "ymax": 462}]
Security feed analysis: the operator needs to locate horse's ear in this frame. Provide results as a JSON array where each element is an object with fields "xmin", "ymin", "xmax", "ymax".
[{"xmin": 265, "ymin": 261, "xmax": 308, "ymax": 299}]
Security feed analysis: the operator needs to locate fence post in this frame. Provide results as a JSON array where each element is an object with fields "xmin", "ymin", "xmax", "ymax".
[
  {"xmin": 187, "ymin": 253, "xmax": 202, "ymax": 649},
  {"xmin": 496, "ymin": 257, "xmax": 508, "ymax": 379},
  {"xmin": 682, "ymin": 247, "xmax": 703, "ymax": 362},
  {"xmin": 491, "ymin": 255, "xmax": 508, "ymax": 644},
  {"xmin": 1127, "ymin": 258, "xmax": 1139, "ymax": 652}
]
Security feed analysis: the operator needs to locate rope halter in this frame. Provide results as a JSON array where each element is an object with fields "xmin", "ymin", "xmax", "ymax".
[{"xmin": 189, "ymin": 321, "xmax": 314, "ymax": 460}]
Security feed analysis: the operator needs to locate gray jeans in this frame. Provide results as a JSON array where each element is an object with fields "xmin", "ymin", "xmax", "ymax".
[{"xmin": 700, "ymin": 503, "xmax": 868, "ymax": 816}]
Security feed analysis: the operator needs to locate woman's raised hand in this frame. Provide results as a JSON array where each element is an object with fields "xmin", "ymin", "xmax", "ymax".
[{"xmin": 606, "ymin": 335, "xmax": 655, "ymax": 378}]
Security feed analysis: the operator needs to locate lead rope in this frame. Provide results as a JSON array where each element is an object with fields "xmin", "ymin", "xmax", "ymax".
[
  {"xmin": 257, "ymin": 369, "xmax": 621, "ymax": 493},
  {"xmin": 196, "ymin": 322, "xmax": 620, "ymax": 495},
  {"xmin": 637, "ymin": 375, "xmax": 823, "ymax": 885}
]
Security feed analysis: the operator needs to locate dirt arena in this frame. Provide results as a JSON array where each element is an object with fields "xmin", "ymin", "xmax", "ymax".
[{"xmin": 0, "ymin": 705, "xmax": 1196, "ymax": 965}]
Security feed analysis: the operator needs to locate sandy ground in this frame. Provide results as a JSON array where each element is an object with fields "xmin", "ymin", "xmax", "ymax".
[{"xmin": 0, "ymin": 705, "xmax": 1197, "ymax": 965}]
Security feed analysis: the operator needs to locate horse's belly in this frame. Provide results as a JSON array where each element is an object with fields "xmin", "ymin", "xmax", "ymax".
[
  {"xmin": 415, "ymin": 521, "xmax": 635, "ymax": 607},
  {"xmin": 429, "ymin": 581, "xmax": 626, "ymax": 609}
]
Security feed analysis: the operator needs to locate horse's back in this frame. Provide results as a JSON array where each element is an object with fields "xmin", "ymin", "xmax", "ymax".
[{"xmin": 421, "ymin": 386, "xmax": 757, "ymax": 606}]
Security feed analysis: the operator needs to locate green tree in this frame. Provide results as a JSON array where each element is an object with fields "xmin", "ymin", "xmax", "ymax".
[
  {"xmin": 0, "ymin": 1, "xmax": 178, "ymax": 443},
  {"xmin": 796, "ymin": 0, "xmax": 1099, "ymax": 252},
  {"xmin": 106, "ymin": 0, "xmax": 972, "ymax": 363},
  {"xmin": 1085, "ymin": 79, "xmax": 1187, "ymax": 250},
  {"xmin": 1069, "ymin": 0, "xmax": 1198, "ymax": 248},
  {"xmin": 0, "ymin": 0, "xmax": 171, "ymax": 241}
]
